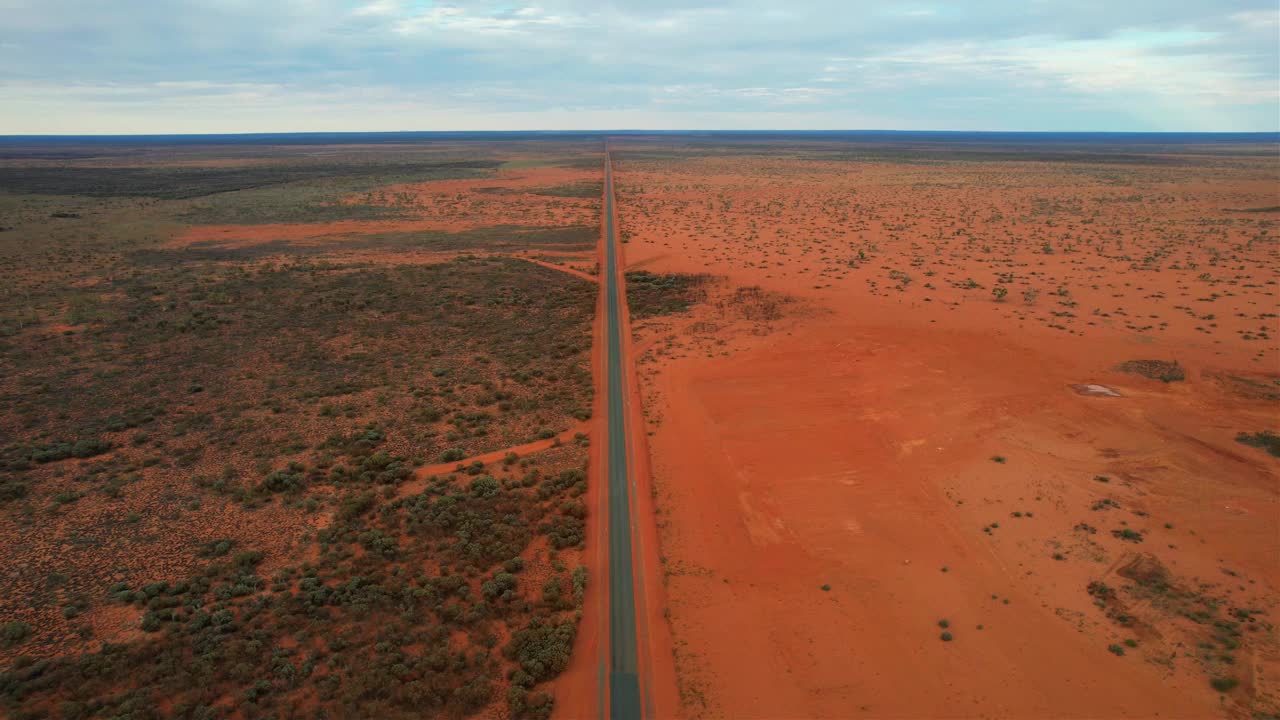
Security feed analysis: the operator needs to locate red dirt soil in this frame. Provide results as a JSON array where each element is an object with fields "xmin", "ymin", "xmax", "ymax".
[
  {"xmin": 616, "ymin": 186, "xmax": 682, "ymax": 720},
  {"xmin": 615, "ymin": 148, "xmax": 1280, "ymax": 718}
]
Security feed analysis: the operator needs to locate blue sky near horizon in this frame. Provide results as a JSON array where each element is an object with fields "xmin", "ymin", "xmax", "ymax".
[{"xmin": 1, "ymin": 1, "xmax": 1277, "ymax": 133}]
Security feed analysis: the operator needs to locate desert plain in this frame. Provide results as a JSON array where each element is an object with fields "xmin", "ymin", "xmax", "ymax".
[
  {"xmin": 610, "ymin": 136, "xmax": 1280, "ymax": 719},
  {"xmin": 0, "ymin": 133, "xmax": 1276, "ymax": 720}
]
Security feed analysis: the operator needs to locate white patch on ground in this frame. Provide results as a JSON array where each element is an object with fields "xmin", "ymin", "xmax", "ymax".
[{"xmin": 1071, "ymin": 383, "xmax": 1123, "ymax": 397}]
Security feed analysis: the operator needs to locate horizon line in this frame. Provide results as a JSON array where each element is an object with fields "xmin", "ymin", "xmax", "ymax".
[{"xmin": 2, "ymin": 128, "xmax": 1278, "ymax": 143}]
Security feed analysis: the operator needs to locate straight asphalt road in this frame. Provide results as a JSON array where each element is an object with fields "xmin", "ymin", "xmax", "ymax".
[{"xmin": 603, "ymin": 149, "xmax": 642, "ymax": 720}]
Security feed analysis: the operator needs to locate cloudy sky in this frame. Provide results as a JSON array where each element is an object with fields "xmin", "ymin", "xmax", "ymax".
[{"xmin": 1, "ymin": 0, "xmax": 1277, "ymax": 133}]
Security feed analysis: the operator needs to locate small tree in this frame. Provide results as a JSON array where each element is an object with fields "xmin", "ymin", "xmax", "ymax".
[{"xmin": 991, "ymin": 286, "xmax": 1008, "ymax": 303}]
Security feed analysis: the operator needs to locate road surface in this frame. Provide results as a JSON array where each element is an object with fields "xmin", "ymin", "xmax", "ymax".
[{"xmin": 602, "ymin": 148, "xmax": 642, "ymax": 720}]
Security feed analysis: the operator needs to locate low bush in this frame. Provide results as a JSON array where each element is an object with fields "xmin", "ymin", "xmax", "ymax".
[
  {"xmin": 1235, "ymin": 430, "xmax": 1280, "ymax": 457},
  {"xmin": 1117, "ymin": 359, "xmax": 1185, "ymax": 383}
]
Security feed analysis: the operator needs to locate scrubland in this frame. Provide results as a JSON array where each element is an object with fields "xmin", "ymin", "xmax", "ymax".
[
  {"xmin": 612, "ymin": 138, "xmax": 1280, "ymax": 719},
  {"xmin": 3, "ymin": 134, "xmax": 1276, "ymax": 720},
  {"xmin": 0, "ymin": 140, "xmax": 603, "ymax": 719}
]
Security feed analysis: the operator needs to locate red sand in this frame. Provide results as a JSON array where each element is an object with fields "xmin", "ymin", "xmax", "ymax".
[{"xmin": 614, "ymin": 149, "xmax": 1279, "ymax": 717}]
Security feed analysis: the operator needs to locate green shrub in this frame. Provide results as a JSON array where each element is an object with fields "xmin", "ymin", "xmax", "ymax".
[
  {"xmin": 233, "ymin": 550, "xmax": 264, "ymax": 568},
  {"xmin": 0, "ymin": 478, "xmax": 28, "ymax": 504},
  {"xmin": 1117, "ymin": 359, "xmax": 1185, "ymax": 383},
  {"xmin": 541, "ymin": 576, "xmax": 564, "ymax": 607},
  {"xmin": 544, "ymin": 514, "xmax": 584, "ymax": 549},
  {"xmin": 1111, "ymin": 528, "xmax": 1144, "ymax": 543},
  {"xmin": 505, "ymin": 617, "xmax": 576, "ymax": 682},
  {"xmin": 1210, "ymin": 677, "xmax": 1238, "ymax": 692},
  {"xmin": 31, "ymin": 438, "xmax": 112, "ymax": 463},
  {"xmin": 1, "ymin": 620, "xmax": 32, "ymax": 647},
  {"xmin": 337, "ymin": 490, "xmax": 376, "ymax": 522},
  {"xmin": 470, "ymin": 476, "xmax": 501, "ymax": 498},
  {"xmin": 198, "ymin": 539, "xmax": 235, "ymax": 558},
  {"xmin": 1235, "ymin": 430, "xmax": 1280, "ymax": 457},
  {"xmin": 258, "ymin": 465, "xmax": 305, "ymax": 494}
]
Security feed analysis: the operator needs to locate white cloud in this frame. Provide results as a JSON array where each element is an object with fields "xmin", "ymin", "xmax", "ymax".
[
  {"xmin": 1230, "ymin": 8, "xmax": 1279, "ymax": 29},
  {"xmin": 0, "ymin": 0, "xmax": 1275, "ymax": 131},
  {"xmin": 392, "ymin": 4, "xmax": 582, "ymax": 37},
  {"xmin": 352, "ymin": 0, "xmax": 401, "ymax": 17},
  {"xmin": 862, "ymin": 28, "xmax": 1278, "ymax": 107}
]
